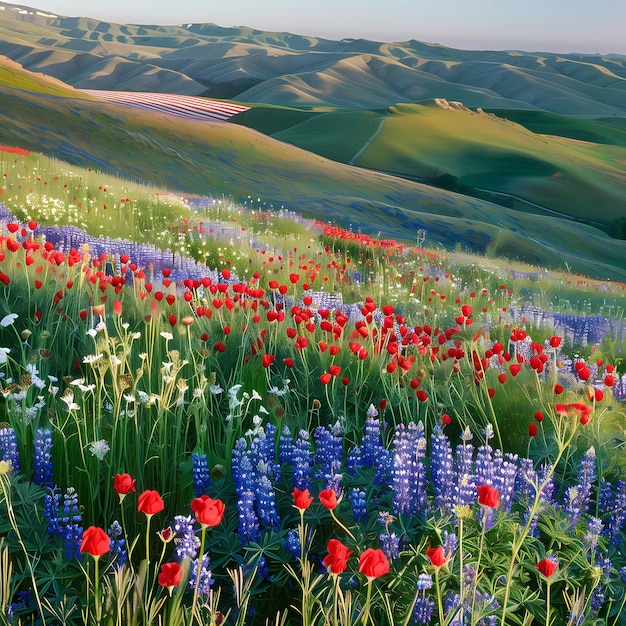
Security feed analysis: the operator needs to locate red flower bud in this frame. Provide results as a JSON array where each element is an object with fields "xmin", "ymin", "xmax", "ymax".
[
  {"xmin": 426, "ymin": 545, "xmax": 449, "ymax": 568},
  {"xmin": 358, "ymin": 548, "xmax": 390, "ymax": 579},
  {"xmin": 476, "ymin": 484, "xmax": 500, "ymax": 508},
  {"xmin": 80, "ymin": 526, "xmax": 110, "ymax": 557},
  {"xmin": 319, "ymin": 489, "xmax": 338, "ymax": 511},
  {"xmin": 535, "ymin": 557, "xmax": 558, "ymax": 578},
  {"xmin": 190, "ymin": 495, "xmax": 225, "ymax": 528},
  {"xmin": 158, "ymin": 561, "xmax": 182, "ymax": 592},
  {"xmin": 292, "ymin": 487, "xmax": 314, "ymax": 512},
  {"xmin": 137, "ymin": 490, "xmax": 164, "ymax": 516},
  {"xmin": 323, "ymin": 539, "xmax": 353, "ymax": 574}
]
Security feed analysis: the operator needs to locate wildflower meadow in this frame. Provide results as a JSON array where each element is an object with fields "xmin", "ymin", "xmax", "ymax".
[{"xmin": 0, "ymin": 147, "xmax": 625, "ymax": 625}]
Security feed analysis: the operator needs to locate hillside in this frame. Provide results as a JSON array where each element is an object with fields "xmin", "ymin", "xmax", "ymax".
[
  {"xmin": 232, "ymin": 101, "xmax": 626, "ymax": 230},
  {"xmin": 1, "ymin": 57, "xmax": 626, "ymax": 280},
  {"xmin": 0, "ymin": 1, "xmax": 625, "ymax": 114}
]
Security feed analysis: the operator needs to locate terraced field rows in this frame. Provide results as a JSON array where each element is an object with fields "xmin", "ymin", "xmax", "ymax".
[{"xmin": 83, "ymin": 90, "xmax": 250, "ymax": 121}]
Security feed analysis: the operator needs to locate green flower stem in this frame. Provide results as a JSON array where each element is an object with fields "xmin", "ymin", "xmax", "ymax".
[
  {"xmin": 470, "ymin": 506, "xmax": 488, "ymax": 625},
  {"xmin": 93, "ymin": 555, "xmax": 101, "ymax": 625},
  {"xmin": 545, "ymin": 579, "xmax": 551, "ymax": 626},
  {"xmin": 434, "ymin": 568, "xmax": 445, "ymax": 626},
  {"xmin": 360, "ymin": 578, "xmax": 373, "ymax": 626},
  {"xmin": 330, "ymin": 509, "xmax": 356, "ymax": 540},
  {"xmin": 458, "ymin": 517, "xmax": 465, "ymax": 620},
  {"xmin": 145, "ymin": 514, "xmax": 153, "ymax": 567},
  {"xmin": 191, "ymin": 524, "xmax": 208, "ymax": 620}
]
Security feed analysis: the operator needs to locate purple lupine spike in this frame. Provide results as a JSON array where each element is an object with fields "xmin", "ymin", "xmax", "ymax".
[
  {"xmin": 431, "ymin": 422, "xmax": 454, "ymax": 512},
  {"xmin": 292, "ymin": 430, "xmax": 312, "ymax": 490},
  {"xmin": 173, "ymin": 515, "xmax": 200, "ymax": 561},
  {"xmin": 313, "ymin": 422, "xmax": 343, "ymax": 482},
  {"xmin": 454, "ymin": 428, "xmax": 476, "ymax": 507},
  {"xmin": 563, "ymin": 447, "xmax": 596, "ymax": 527},
  {"xmin": 391, "ymin": 422, "xmax": 427, "ymax": 516},
  {"xmin": 189, "ymin": 556, "xmax": 213, "ymax": 595},
  {"xmin": 192, "ymin": 452, "xmax": 211, "ymax": 497},
  {"xmin": 61, "ymin": 487, "xmax": 83, "ymax": 560},
  {"xmin": 0, "ymin": 427, "xmax": 20, "ymax": 472},
  {"xmin": 33, "ymin": 428, "xmax": 54, "ymax": 488},
  {"xmin": 237, "ymin": 489, "xmax": 261, "ymax": 544},
  {"xmin": 254, "ymin": 475, "xmax": 280, "ymax": 530},
  {"xmin": 349, "ymin": 488, "xmax": 367, "ymax": 523}
]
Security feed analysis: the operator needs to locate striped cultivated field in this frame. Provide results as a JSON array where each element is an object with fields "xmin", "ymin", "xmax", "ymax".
[{"xmin": 82, "ymin": 90, "xmax": 250, "ymax": 121}]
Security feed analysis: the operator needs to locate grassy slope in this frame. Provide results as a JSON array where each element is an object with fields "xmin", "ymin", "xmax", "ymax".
[
  {"xmin": 234, "ymin": 103, "xmax": 626, "ymax": 227},
  {"xmin": 1, "ymin": 60, "xmax": 626, "ymax": 280}
]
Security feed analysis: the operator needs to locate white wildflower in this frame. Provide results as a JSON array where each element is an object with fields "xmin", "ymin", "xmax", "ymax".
[
  {"xmin": 89, "ymin": 439, "xmax": 110, "ymax": 460},
  {"xmin": 160, "ymin": 332, "xmax": 173, "ymax": 341},
  {"xmin": 83, "ymin": 353, "xmax": 104, "ymax": 364},
  {"xmin": 0, "ymin": 347, "xmax": 11, "ymax": 364}
]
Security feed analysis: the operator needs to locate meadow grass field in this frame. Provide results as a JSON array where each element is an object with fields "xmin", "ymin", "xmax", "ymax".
[{"xmin": 0, "ymin": 147, "xmax": 625, "ymax": 625}]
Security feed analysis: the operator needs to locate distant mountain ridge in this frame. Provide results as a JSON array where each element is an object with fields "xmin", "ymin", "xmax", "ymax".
[{"xmin": 0, "ymin": 1, "xmax": 625, "ymax": 114}]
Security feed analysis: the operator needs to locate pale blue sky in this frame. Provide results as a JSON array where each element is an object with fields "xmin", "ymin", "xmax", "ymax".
[{"xmin": 22, "ymin": 0, "xmax": 626, "ymax": 54}]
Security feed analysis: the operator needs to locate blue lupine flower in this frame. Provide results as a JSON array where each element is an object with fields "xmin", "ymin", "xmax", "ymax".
[
  {"xmin": 563, "ymin": 447, "xmax": 596, "ymax": 527},
  {"xmin": 583, "ymin": 517, "xmax": 604, "ymax": 553},
  {"xmin": 0, "ymin": 427, "xmax": 20, "ymax": 472},
  {"xmin": 313, "ymin": 422, "xmax": 343, "ymax": 482},
  {"xmin": 291, "ymin": 430, "xmax": 312, "ymax": 490},
  {"xmin": 107, "ymin": 520, "xmax": 127, "ymax": 568},
  {"xmin": 60, "ymin": 487, "xmax": 83, "ymax": 560},
  {"xmin": 173, "ymin": 515, "xmax": 200, "ymax": 560},
  {"xmin": 413, "ymin": 595, "xmax": 435, "ymax": 624},
  {"xmin": 349, "ymin": 488, "xmax": 367, "ymax": 522},
  {"xmin": 192, "ymin": 452, "xmax": 211, "ymax": 497},
  {"xmin": 279, "ymin": 426, "xmax": 294, "ymax": 467},
  {"xmin": 33, "ymin": 428, "xmax": 54, "ymax": 488},
  {"xmin": 284, "ymin": 529, "xmax": 301, "ymax": 557},
  {"xmin": 454, "ymin": 431, "xmax": 476, "ymax": 507},
  {"xmin": 189, "ymin": 556, "xmax": 213, "ymax": 595},
  {"xmin": 237, "ymin": 490, "xmax": 261, "ymax": 545},
  {"xmin": 44, "ymin": 486, "xmax": 62, "ymax": 537},
  {"xmin": 443, "ymin": 530, "xmax": 457, "ymax": 558},
  {"xmin": 590, "ymin": 587, "xmax": 605, "ymax": 613},
  {"xmin": 255, "ymin": 476, "xmax": 280, "ymax": 530},
  {"xmin": 417, "ymin": 573, "xmax": 433, "ymax": 590},
  {"xmin": 391, "ymin": 422, "xmax": 427, "ymax": 515},
  {"xmin": 380, "ymin": 532, "xmax": 400, "ymax": 561},
  {"xmin": 431, "ymin": 423, "xmax": 454, "ymax": 512},
  {"xmin": 606, "ymin": 480, "xmax": 626, "ymax": 544}
]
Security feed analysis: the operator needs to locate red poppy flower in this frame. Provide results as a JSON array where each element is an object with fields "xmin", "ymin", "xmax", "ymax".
[
  {"xmin": 549, "ymin": 336, "xmax": 561, "ymax": 348},
  {"xmin": 426, "ymin": 545, "xmax": 449, "ymax": 568},
  {"xmin": 476, "ymin": 484, "xmax": 500, "ymax": 508},
  {"xmin": 261, "ymin": 354, "xmax": 275, "ymax": 368},
  {"xmin": 190, "ymin": 495, "xmax": 225, "ymax": 528},
  {"xmin": 535, "ymin": 557, "xmax": 558, "ymax": 578},
  {"xmin": 113, "ymin": 473, "xmax": 136, "ymax": 500},
  {"xmin": 158, "ymin": 562, "xmax": 182, "ymax": 591},
  {"xmin": 358, "ymin": 548, "xmax": 390, "ymax": 579},
  {"xmin": 137, "ymin": 490, "xmax": 164, "ymax": 516},
  {"xmin": 319, "ymin": 489, "xmax": 338, "ymax": 511},
  {"xmin": 528, "ymin": 423, "xmax": 538, "ymax": 437},
  {"xmin": 320, "ymin": 373, "xmax": 332, "ymax": 385},
  {"xmin": 292, "ymin": 487, "xmax": 313, "ymax": 512},
  {"xmin": 534, "ymin": 411, "xmax": 544, "ymax": 422},
  {"xmin": 80, "ymin": 526, "xmax": 110, "ymax": 557},
  {"xmin": 323, "ymin": 539, "xmax": 353, "ymax": 574}
]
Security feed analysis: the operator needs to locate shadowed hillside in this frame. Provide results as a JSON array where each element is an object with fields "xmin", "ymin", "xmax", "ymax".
[{"xmin": 0, "ymin": 1, "xmax": 625, "ymax": 114}]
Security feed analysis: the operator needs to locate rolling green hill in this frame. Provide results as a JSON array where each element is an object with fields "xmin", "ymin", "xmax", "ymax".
[
  {"xmin": 232, "ymin": 101, "xmax": 626, "ymax": 231},
  {"xmin": 1, "ymin": 58, "xmax": 626, "ymax": 281}
]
